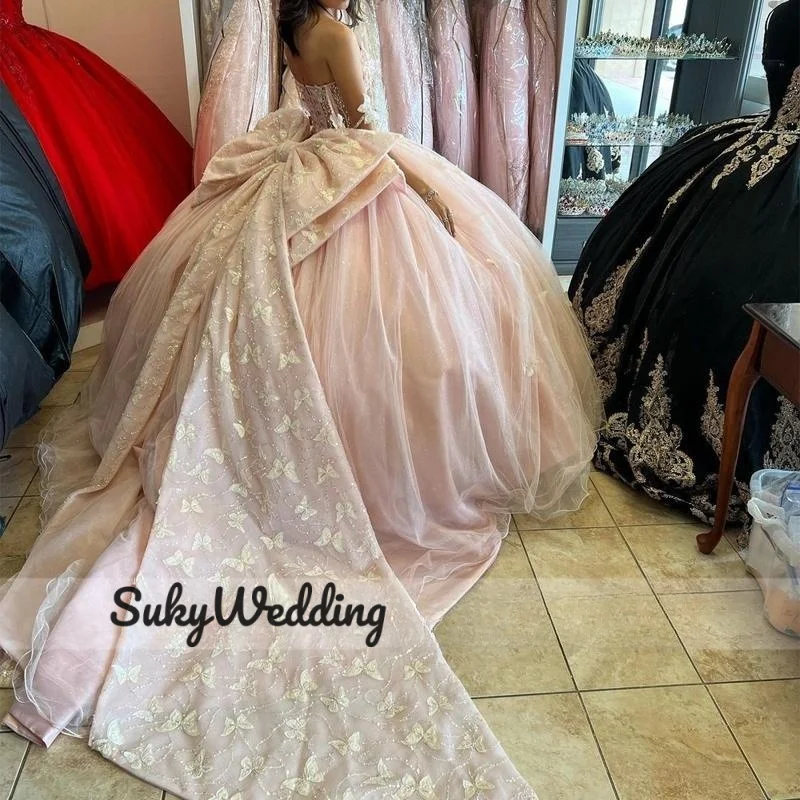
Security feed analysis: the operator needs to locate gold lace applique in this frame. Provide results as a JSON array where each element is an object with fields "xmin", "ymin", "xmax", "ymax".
[
  {"xmin": 747, "ymin": 142, "xmax": 790, "ymax": 187},
  {"xmin": 595, "ymin": 411, "xmax": 629, "ymax": 474},
  {"xmin": 626, "ymin": 355, "xmax": 696, "ymax": 488},
  {"xmin": 711, "ymin": 69, "xmax": 799, "ymax": 191},
  {"xmin": 664, "ymin": 169, "xmax": 703, "ymax": 214},
  {"xmin": 594, "ymin": 327, "xmax": 628, "ymax": 402},
  {"xmin": 635, "ymin": 328, "xmax": 649, "ymax": 374},
  {"xmin": 686, "ymin": 117, "xmax": 751, "ymax": 143},
  {"xmin": 711, "ymin": 137, "xmax": 758, "ymax": 190},
  {"xmin": 775, "ymin": 66, "xmax": 800, "ymax": 131},
  {"xmin": 584, "ymin": 238, "xmax": 651, "ymax": 340},
  {"xmin": 571, "ymin": 271, "xmax": 587, "ymax": 324},
  {"xmin": 710, "ymin": 120, "xmax": 758, "ymax": 142},
  {"xmin": 700, "ymin": 371, "xmax": 724, "ymax": 458},
  {"xmin": 764, "ymin": 396, "xmax": 800, "ymax": 469}
]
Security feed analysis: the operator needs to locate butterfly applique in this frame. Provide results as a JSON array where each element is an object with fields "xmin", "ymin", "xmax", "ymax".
[
  {"xmin": 281, "ymin": 756, "xmax": 324, "ymax": 797},
  {"xmin": 222, "ymin": 711, "xmax": 254, "ymax": 737},
  {"xmin": 163, "ymin": 551, "xmax": 195, "ymax": 577},
  {"xmin": 111, "ymin": 663, "xmax": 141, "ymax": 685},
  {"xmin": 331, "ymin": 731, "xmax": 362, "ymax": 756},
  {"xmin": 155, "ymin": 708, "xmax": 200, "ymax": 736},
  {"xmin": 314, "ymin": 528, "xmax": 345, "ymax": 553}
]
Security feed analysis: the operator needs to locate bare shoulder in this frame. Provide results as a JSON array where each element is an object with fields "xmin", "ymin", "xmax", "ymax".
[{"xmin": 314, "ymin": 14, "xmax": 358, "ymax": 50}]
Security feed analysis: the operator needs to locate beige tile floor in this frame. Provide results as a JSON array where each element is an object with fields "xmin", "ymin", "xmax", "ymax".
[{"xmin": 1, "ymin": 349, "xmax": 799, "ymax": 800}]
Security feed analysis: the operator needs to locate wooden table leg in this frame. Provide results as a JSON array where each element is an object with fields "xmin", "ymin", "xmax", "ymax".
[{"xmin": 697, "ymin": 322, "xmax": 765, "ymax": 555}]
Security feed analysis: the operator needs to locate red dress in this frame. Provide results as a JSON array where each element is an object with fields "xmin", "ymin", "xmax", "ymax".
[{"xmin": 0, "ymin": 0, "xmax": 192, "ymax": 289}]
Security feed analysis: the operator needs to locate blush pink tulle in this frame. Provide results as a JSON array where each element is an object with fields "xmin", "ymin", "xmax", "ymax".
[{"xmin": 0, "ymin": 106, "xmax": 600, "ymax": 798}]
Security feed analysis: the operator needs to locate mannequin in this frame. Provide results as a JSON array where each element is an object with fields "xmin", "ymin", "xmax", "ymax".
[{"xmin": 763, "ymin": 0, "xmax": 800, "ymax": 116}]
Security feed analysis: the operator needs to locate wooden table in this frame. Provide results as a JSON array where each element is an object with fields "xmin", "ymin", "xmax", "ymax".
[{"xmin": 697, "ymin": 303, "xmax": 800, "ymax": 555}]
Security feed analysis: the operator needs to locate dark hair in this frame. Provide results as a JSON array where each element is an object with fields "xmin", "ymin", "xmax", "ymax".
[{"xmin": 278, "ymin": 0, "xmax": 363, "ymax": 57}]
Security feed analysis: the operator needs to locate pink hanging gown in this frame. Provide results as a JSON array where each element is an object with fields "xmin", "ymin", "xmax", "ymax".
[
  {"xmin": 526, "ymin": 0, "xmax": 558, "ymax": 235},
  {"xmin": 0, "ymin": 70, "xmax": 601, "ymax": 799},
  {"xmin": 376, "ymin": 0, "xmax": 434, "ymax": 146},
  {"xmin": 479, "ymin": 0, "xmax": 531, "ymax": 219},
  {"xmin": 428, "ymin": 0, "xmax": 479, "ymax": 176},
  {"xmin": 192, "ymin": 0, "xmax": 282, "ymax": 185}
]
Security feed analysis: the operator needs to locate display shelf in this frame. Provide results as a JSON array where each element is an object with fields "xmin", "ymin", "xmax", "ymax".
[
  {"xmin": 557, "ymin": 212, "xmax": 606, "ymax": 219},
  {"xmin": 574, "ymin": 53, "xmax": 737, "ymax": 61},
  {"xmin": 565, "ymin": 140, "xmax": 673, "ymax": 147},
  {"xmin": 564, "ymin": 112, "xmax": 695, "ymax": 149}
]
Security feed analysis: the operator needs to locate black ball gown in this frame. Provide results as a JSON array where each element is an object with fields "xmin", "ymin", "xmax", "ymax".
[
  {"xmin": 568, "ymin": 62, "xmax": 800, "ymax": 526},
  {"xmin": 0, "ymin": 83, "xmax": 86, "ymax": 450}
]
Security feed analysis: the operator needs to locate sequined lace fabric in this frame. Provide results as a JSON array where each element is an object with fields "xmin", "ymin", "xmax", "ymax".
[
  {"xmin": 296, "ymin": 81, "xmax": 352, "ymax": 132},
  {"xmin": 776, "ymin": 66, "xmax": 800, "ymax": 130},
  {"xmin": 294, "ymin": 79, "xmax": 383, "ymax": 132}
]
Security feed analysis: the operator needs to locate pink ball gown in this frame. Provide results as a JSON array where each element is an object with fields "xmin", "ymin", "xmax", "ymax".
[
  {"xmin": 376, "ymin": 0, "xmax": 434, "ymax": 146},
  {"xmin": 192, "ymin": 0, "xmax": 283, "ymax": 185},
  {"xmin": 0, "ymin": 66, "xmax": 601, "ymax": 799},
  {"xmin": 428, "ymin": 0, "xmax": 479, "ymax": 176},
  {"xmin": 479, "ymin": 0, "xmax": 531, "ymax": 218},
  {"xmin": 526, "ymin": 0, "xmax": 558, "ymax": 234}
]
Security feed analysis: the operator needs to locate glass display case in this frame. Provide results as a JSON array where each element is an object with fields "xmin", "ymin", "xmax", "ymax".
[{"xmin": 542, "ymin": 0, "xmax": 762, "ymax": 276}]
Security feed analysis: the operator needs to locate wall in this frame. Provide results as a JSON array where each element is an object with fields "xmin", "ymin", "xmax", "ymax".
[{"xmin": 22, "ymin": 0, "xmax": 197, "ymax": 141}]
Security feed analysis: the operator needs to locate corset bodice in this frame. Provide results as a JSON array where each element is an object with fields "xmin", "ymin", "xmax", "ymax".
[{"xmin": 295, "ymin": 80, "xmax": 351, "ymax": 132}]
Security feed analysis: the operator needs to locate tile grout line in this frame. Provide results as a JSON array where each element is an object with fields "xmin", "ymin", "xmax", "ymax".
[
  {"xmin": 0, "ymin": 497, "xmax": 22, "ymax": 529},
  {"xmin": 20, "ymin": 454, "xmax": 39, "ymax": 499},
  {"xmin": 470, "ymin": 689, "xmax": 579, "ymax": 701},
  {"xmin": 573, "ymin": 690, "xmax": 622, "ymax": 800},
  {"xmin": 582, "ymin": 493, "xmax": 772, "ymax": 797},
  {"xmin": 6, "ymin": 741, "xmax": 30, "ymax": 800},
  {"xmin": 614, "ymin": 525, "xmax": 705, "ymax": 682},
  {"xmin": 0, "ymin": 447, "xmax": 37, "ymax": 506},
  {"xmin": 467, "ymin": 675, "xmax": 798, "ymax": 700},
  {"xmin": 651, "ymin": 587, "xmax": 761, "ymax": 595},
  {"xmin": 703, "ymin": 684, "xmax": 770, "ymax": 800},
  {"xmin": 568, "ymin": 485, "xmax": 664, "ymax": 799},
  {"xmin": 517, "ymin": 519, "xmax": 622, "ymax": 800},
  {"xmin": 704, "ymin": 675, "xmax": 800, "ymax": 686},
  {"xmin": 515, "ymin": 523, "xmax": 577, "ymax": 697},
  {"xmin": 614, "ymin": 510, "xmax": 777, "ymax": 797}
]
